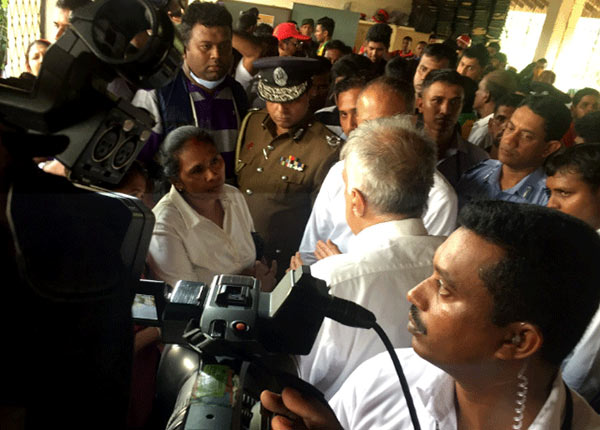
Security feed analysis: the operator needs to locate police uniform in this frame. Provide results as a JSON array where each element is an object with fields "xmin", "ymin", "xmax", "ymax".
[{"xmin": 235, "ymin": 57, "xmax": 341, "ymax": 277}]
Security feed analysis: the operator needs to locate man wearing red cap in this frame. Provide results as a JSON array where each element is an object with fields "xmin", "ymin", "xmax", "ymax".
[{"xmin": 273, "ymin": 22, "xmax": 311, "ymax": 57}]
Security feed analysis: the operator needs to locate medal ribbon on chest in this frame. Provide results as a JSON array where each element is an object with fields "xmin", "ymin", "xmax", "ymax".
[{"xmin": 280, "ymin": 155, "xmax": 305, "ymax": 172}]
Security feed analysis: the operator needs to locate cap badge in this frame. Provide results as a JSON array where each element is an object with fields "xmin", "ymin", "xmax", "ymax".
[{"xmin": 273, "ymin": 67, "xmax": 288, "ymax": 86}]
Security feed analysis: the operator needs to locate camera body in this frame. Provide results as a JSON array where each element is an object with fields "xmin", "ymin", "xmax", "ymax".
[{"xmin": 140, "ymin": 267, "xmax": 330, "ymax": 430}]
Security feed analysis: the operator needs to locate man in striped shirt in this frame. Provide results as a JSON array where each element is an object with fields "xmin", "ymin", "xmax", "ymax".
[{"xmin": 132, "ymin": 2, "xmax": 248, "ymax": 180}]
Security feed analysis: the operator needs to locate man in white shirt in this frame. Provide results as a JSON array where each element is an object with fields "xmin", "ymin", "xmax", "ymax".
[
  {"xmin": 262, "ymin": 201, "xmax": 600, "ymax": 430},
  {"xmin": 299, "ymin": 76, "xmax": 458, "ymax": 264},
  {"xmin": 292, "ymin": 116, "xmax": 445, "ymax": 399},
  {"xmin": 546, "ymin": 144, "xmax": 600, "ymax": 408},
  {"xmin": 468, "ymin": 70, "xmax": 518, "ymax": 149}
]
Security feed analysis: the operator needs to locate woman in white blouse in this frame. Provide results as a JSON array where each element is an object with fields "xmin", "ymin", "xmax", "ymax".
[{"xmin": 148, "ymin": 126, "xmax": 276, "ymax": 288}]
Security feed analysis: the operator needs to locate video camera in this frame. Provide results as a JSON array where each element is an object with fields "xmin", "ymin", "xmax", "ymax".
[
  {"xmin": 0, "ymin": 1, "xmax": 181, "ymax": 428},
  {"xmin": 134, "ymin": 267, "xmax": 352, "ymax": 429}
]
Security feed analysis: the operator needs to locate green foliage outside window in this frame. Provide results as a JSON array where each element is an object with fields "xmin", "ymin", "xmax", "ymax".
[{"xmin": 0, "ymin": 0, "xmax": 7, "ymax": 74}]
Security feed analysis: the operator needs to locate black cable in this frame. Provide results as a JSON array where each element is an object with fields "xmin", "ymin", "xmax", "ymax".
[
  {"xmin": 372, "ymin": 322, "xmax": 421, "ymax": 430},
  {"xmin": 322, "ymin": 295, "xmax": 421, "ymax": 429}
]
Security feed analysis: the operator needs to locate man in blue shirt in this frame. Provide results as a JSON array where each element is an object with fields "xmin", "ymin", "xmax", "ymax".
[{"xmin": 457, "ymin": 95, "xmax": 571, "ymax": 208}]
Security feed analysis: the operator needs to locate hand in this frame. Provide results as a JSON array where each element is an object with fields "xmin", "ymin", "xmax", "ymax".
[
  {"xmin": 260, "ymin": 388, "xmax": 343, "ymax": 430},
  {"xmin": 41, "ymin": 159, "xmax": 67, "ymax": 177},
  {"xmin": 254, "ymin": 259, "xmax": 277, "ymax": 292},
  {"xmin": 288, "ymin": 252, "xmax": 304, "ymax": 272},
  {"xmin": 314, "ymin": 240, "xmax": 341, "ymax": 261}
]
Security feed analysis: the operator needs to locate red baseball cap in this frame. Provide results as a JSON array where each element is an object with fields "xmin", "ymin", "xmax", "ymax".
[
  {"xmin": 273, "ymin": 22, "xmax": 311, "ymax": 41},
  {"xmin": 456, "ymin": 34, "xmax": 472, "ymax": 49}
]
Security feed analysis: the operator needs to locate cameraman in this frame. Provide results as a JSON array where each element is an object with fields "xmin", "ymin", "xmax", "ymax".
[{"xmin": 262, "ymin": 201, "xmax": 600, "ymax": 429}]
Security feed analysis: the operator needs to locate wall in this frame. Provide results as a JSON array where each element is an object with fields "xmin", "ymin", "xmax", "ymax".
[{"xmin": 223, "ymin": 0, "xmax": 412, "ymax": 18}]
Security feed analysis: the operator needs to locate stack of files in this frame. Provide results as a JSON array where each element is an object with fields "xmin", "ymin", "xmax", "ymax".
[{"xmin": 436, "ymin": 5, "xmax": 457, "ymax": 38}]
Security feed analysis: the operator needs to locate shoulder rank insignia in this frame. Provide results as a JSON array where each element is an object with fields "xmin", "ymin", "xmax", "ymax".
[
  {"xmin": 326, "ymin": 135, "xmax": 343, "ymax": 147},
  {"xmin": 280, "ymin": 155, "xmax": 305, "ymax": 172}
]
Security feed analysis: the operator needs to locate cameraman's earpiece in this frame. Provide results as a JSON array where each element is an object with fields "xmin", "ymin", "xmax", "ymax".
[{"xmin": 512, "ymin": 334, "xmax": 522, "ymax": 345}]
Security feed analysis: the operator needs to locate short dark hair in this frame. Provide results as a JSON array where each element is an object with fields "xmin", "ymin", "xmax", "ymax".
[
  {"xmin": 519, "ymin": 95, "xmax": 571, "ymax": 141},
  {"xmin": 55, "ymin": 0, "xmax": 90, "ymax": 9},
  {"xmin": 483, "ymin": 70, "xmax": 518, "ymax": 104},
  {"xmin": 324, "ymin": 39, "xmax": 351, "ymax": 55},
  {"xmin": 331, "ymin": 53, "xmax": 376, "ymax": 81},
  {"xmin": 363, "ymin": 75, "xmax": 416, "ymax": 113},
  {"xmin": 493, "ymin": 52, "xmax": 507, "ymax": 64},
  {"xmin": 254, "ymin": 23, "xmax": 273, "ymax": 37},
  {"xmin": 301, "ymin": 18, "xmax": 314, "ymax": 27},
  {"xmin": 545, "ymin": 143, "xmax": 600, "ymax": 190},
  {"xmin": 487, "ymin": 41, "xmax": 501, "ymax": 51},
  {"xmin": 574, "ymin": 111, "xmax": 600, "ymax": 144},
  {"xmin": 461, "ymin": 76, "xmax": 478, "ymax": 114},
  {"xmin": 180, "ymin": 2, "xmax": 233, "ymax": 47},
  {"xmin": 237, "ymin": 12, "xmax": 257, "ymax": 32},
  {"xmin": 316, "ymin": 17, "xmax": 335, "ymax": 37},
  {"xmin": 333, "ymin": 76, "xmax": 368, "ymax": 99},
  {"xmin": 160, "ymin": 126, "xmax": 216, "ymax": 181},
  {"xmin": 461, "ymin": 44, "xmax": 490, "ymax": 68},
  {"xmin": 459, "ymin": 200, "xmax": 600, "ymax": 366},
  {"xmin": 385, "ymin": 56, "xmax": 413, "ymax": 82},
  {"xmin": 423, "ymin": 43, "xmax": 458, "ymax": 69},
  {"xmin": 421, "ymin": 68, "xmax": 465, "ymax": 96},
  {"xmin": 572, "ymin": 87, "xmax": 600, "ymax": 107},
  {"xmin": 495, "ymin": 93, "xmax": 525, "ymax": 113},
  {"xmin": 365, "ymin": 23, "xmax": 393, "ymax": 48},
  {"xmin": 105, "ymin": 161, "xmax": 149, "ymax": 193},
  {"xmin": 403, "ymin": 36, "xmax": 413, "ymax": 42},
  {"xmin": 26, "ymin": 39, "xmax": 50, "ymax": 60}
]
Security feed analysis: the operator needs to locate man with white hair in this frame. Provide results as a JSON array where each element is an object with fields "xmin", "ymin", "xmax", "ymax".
[
  {"xmin": 298, "ymin": 76, "xmax": 458, "ymax": 264},
  {"xmin": 291, "ymin": 116, "xmax": 446, "ymax": 399}
]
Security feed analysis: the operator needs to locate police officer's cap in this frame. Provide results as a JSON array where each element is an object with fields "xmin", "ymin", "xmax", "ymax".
[{"xmin": 253, "ymin": 57, "xmax": 322, "ymax": 103}]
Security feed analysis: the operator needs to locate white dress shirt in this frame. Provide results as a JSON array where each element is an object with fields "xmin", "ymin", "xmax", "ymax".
[
  {"xmin": 563, "ymin": 305, "xmax": 600, "ymax": 403},
  {"xmin": 468, "ymin": 113, "xmax": 494, "ymax": 149},
  {"xmin": 331, "ymin": 348, "xmax": 600, "ymax": 430},
  {"xmin": 561, "ymin": 229, "xmax": 600, "ymax": 404},
  {"xmin": 147, "ymin": 184, "xmax": 256, "ymax": 287},
  {"xmin": 297, "ymin": 219, "xmax": 445, "ymax": 400},
  {"xmin": 298, "ymin": 161, "xmax": 457, "ymax": 264}
]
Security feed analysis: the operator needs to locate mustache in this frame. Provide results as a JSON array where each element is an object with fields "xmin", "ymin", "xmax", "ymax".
[{"xmin": 410, "ymin": 304, "xmax": 427, "ymax": 335}]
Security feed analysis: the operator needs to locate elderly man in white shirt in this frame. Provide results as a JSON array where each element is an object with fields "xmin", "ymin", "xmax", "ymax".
[
  {"xmin": 290, "ymin": 116, "xmax": 445, "ymax": 399},
  {"xmin": 468, "ymin": 70, "xmax": 517, "ymax": 150},
  {"xmin": 299, "ymin": 76, "xmax": 457, "ymax": 264}
]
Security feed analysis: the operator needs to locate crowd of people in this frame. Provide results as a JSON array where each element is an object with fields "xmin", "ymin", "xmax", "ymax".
[{"xmin": 12, "ymin": 0, "xmax": 600, "ymax": 428}]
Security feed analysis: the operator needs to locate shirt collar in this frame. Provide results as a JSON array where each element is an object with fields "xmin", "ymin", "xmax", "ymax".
[
  {"xmin": 529, "ymin": 371, "xmax": 569, "ymax": 429},
  {"xmin": 502, "ymin": 166, "xmax": 547, "ymax": 199},
  {"xmin": 166, "ymin": 184, "xmax": 231, "ymax": 229},
  {"xmin": 348, "ymin": 218, "xmax": 428, "ymax": 253},
  {"xmin": 473, "ymin": 112, "xmax": 493, "ymax": 128},
  {"xmin": 415, "ymin": 369, "xmax": 568, "ymax": 429},
  {"xmin": 414, "ymin": 366, "xmax": 457, "ymax": 427},
  {"xmin": 262, "ymin": 112, "xmax": 314, "ymax": 141}
]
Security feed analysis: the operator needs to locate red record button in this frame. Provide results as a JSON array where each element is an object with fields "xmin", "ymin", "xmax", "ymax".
[{"xmin": 234, "ymin": 321, "xmax": 248, "ymax": 332}]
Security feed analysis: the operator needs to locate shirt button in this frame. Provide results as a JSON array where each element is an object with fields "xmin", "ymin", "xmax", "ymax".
[
  {"xmin": 281, "ymin": 176, "xmax": 288, "ymax": 181},
  {"xmin": 257, "ymin": 167, "xmax": 263, "ymax": 173},
  {"xmin": 245, "ymin": 189, "xmax": 253, "ymax": 195}
]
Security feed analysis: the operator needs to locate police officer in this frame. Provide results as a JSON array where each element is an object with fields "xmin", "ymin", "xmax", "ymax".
[{"xmin": 236, "ymin": 56, "xmax": 341, "ymax": 278}]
